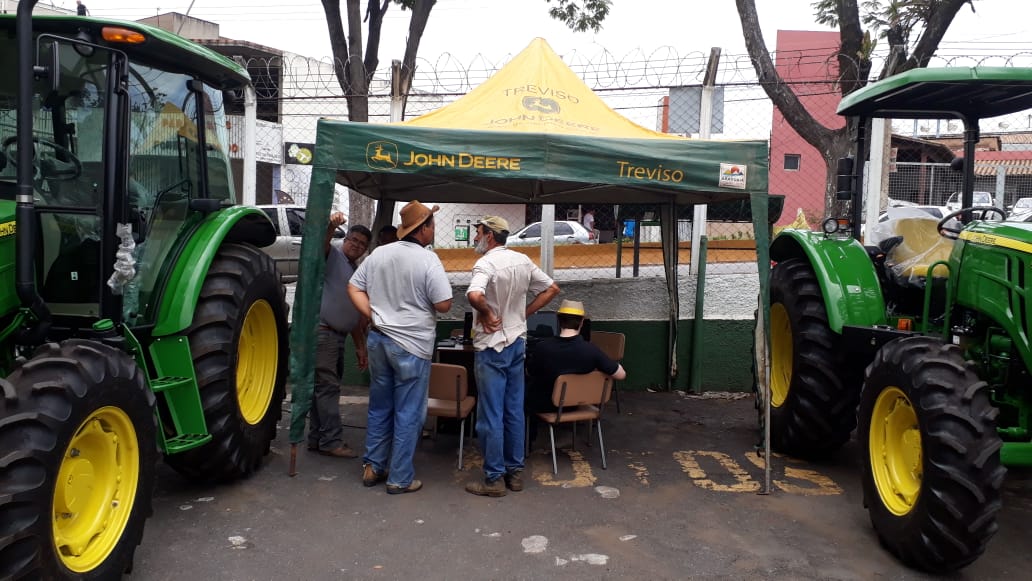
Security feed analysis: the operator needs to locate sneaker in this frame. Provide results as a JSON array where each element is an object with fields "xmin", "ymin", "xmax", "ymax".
[
  {"xmin": 504, "ymin": 470, "xmax": 524, "ymax": 492},
  {"xmin": 362, "ymin": 464, "xmax": 387, "ymax": 487},
  {"xmin": 385, "ymin": 480, "xmax": 423, "ymax": 495},
  {"xmin": 318, "ymin": 445, "xmax": 358, "ymax": 459},
  {"xmin": 465, "ymin": 478, "xmax": 507, "ymax": 497}
]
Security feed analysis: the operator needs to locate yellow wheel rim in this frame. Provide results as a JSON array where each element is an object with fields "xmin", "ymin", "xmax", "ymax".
[
  {"xmin": 769, "ymin": 303, "xmax": 792, "ymax": 408},
  {"xmin": 53, "ymin": 406, "xmax": 140, "ymax": 572},
  {"xmin": 237, "ymin": 299, "xmax": 279, "ymax": 425},
  {"xmin": 869, "ymin": 386, "xmax": 922, "ymax": 516}
]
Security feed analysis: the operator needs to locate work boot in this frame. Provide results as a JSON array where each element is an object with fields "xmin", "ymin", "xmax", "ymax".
[
  {"xmin": 504, "ymin": 470, "xmax": 524, "ymax": 492},
  {"xmin": 465, "ymin": 478, "xmax": 507, "ymax": 497},
  {"xmin": 385, "ymin": 480, "xmax": 423, "ymax": 495},
  {"xmin": 362, "ymin": 463, "xmax": 387, "ymax": 487},
  {"xmin": 318, "ymin": 445, "xmax": 358, "ymax": 458}
]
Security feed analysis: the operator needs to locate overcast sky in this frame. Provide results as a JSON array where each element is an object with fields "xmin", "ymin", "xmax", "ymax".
[{"xmin": 47, "ymin": 0, "xmax": 1032, "ymax": 64}]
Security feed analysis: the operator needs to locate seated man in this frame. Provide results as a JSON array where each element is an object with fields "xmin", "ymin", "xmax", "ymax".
[{"xmin": 525, "ymin": 299, "xmax": 626, "ymax": 442}]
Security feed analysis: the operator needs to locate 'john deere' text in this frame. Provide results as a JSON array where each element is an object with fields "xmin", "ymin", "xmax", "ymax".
[{"xmin": 402, "ymin": 151, "xmax": 521, "ymax": 171}]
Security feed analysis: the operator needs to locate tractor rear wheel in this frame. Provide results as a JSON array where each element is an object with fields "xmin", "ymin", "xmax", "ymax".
[
  {"xmin": 766, "ymin": 257, "xmax": 857, "ymax": 458},
  {"xmin": 165, "ymin": 242, "xmax": 288, "ymax": 482},
  {"xmin": 859, "ymin": 336, "xmax": 1004, "ymax": 573},
  {"xmin": 0, "ymin": 340, "xmax": 157, "ymax": 580}
]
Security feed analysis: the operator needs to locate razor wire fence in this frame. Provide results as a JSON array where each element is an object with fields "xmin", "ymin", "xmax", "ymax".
[{"xmin": 234, "ymin": 45, "xmax": 1032, "ymax": 281}]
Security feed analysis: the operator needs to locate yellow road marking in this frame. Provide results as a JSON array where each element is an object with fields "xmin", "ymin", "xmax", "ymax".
[
  {"xmin": 673, "ymin": 450, "xmax": 759, "ymax": 492},
  {"xmin": 744, "ymin": 452, "xmax": 843, "ymax": 496},
  {"xmin": 532, "ymin": 450, "xmax": 597, "ymax": 488}
]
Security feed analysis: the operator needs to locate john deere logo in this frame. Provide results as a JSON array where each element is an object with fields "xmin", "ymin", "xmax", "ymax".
[
  {"xmin": 367, "ymin": 141, "xmax": 399, "ymax": 169},
  {"xmin": 522, "ymin": 96, "xmax": 560, "ymax": 114}
]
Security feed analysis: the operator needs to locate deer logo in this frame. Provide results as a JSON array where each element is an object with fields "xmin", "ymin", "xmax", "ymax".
[{"xmin": 366, "ymin": 141, "xmax": 399, "ymax": 169}]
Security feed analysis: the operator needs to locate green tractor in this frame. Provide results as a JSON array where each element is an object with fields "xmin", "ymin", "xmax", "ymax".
[
  {"xmin": 0, "ymin": 4, "xmax": 288, "ymax": 578},
  {"xmin": 764, "ymin": 67, "xmax": 1032, "ymax": 573}
]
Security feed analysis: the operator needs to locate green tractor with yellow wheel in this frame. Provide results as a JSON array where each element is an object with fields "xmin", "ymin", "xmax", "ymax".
[
  {"xmin": 763, "ymin": 67, "xmax": 1032, "ymax": 573},
  {"xmin": 0, "ymin": 4, "xmax": 288, "ymax": 578}
]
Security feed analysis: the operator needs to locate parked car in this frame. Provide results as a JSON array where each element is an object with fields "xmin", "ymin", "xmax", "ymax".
[
  {"xmin": 258, "ymin": 204, "xmax": 345, "ymax": 282},
  {"xmin": 1008, "ymin": 197, "xmax": 1032, "ymax": 220},
  {"xmin": 507, "ymin": 220, "xmax": 596, "ymax": 246},
  {"xmin": 945, "ymin": 190, "xmax": 998, "ymax": 212}
]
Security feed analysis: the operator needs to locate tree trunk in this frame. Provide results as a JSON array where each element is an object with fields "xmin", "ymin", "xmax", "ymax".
[
  {"xmin": 345, "ymin": 0, "xmax": 374, "ymax": 226},
  {"xmin": 398, "ymin": 0, "xmax": 434, "ymax": 118}
]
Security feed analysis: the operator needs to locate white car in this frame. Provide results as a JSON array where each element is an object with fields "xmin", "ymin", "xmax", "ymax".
[
  {"xmin": 1008, "ymin": 197, "xmax": 1032, "ymax": 220},
  {"xmin": 945, "ymin": 191, "xmax": 998, "ymax": 212},
  {"xmin": 257, "ymin": 205, "xmax": 346, "ymax": 282},
  {"xmin": 507, "ymin": 220, "xmax": 596, "ymax": 246}
]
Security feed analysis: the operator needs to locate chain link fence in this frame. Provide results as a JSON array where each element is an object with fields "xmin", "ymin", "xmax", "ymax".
[{"xmin": 232, "ymin": 47, "xmax": 1032, "ymax": 281}]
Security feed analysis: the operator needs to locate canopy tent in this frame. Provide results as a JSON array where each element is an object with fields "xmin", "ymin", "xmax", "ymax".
[{"xmin": 286, "ymin": 39, "xmax": 773, "ymax": 476}]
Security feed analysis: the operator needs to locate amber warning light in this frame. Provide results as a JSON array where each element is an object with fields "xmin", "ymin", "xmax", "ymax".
[{"xmin": 101, "ymin": 27, "xmax": 146, "ymax": 44}]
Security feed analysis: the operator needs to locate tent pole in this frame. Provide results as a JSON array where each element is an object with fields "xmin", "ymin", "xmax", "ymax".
[
  {"xmin": 750, "ymin": 192, "xmax": 773, "ymax": 495},
  {"xmin": 660, "ymin": 202, "xmax": 678, "ymax": 390},
  {"xmin": 540, "ymin": 186, "xmax": 555, "ymax": 276}
]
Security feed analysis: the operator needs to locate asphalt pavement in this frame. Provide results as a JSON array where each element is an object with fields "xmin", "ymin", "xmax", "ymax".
[{"xmin": 131, "ymin": 389, "xmax": 1032, "ymax": 580}]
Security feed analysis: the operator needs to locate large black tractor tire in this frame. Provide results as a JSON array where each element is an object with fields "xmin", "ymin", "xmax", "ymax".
[
  {"xmin": 165, "ymin": 242, "xmax": 288, "ymax": 482},
  {"xmin": 766, "ymin": 257, "xmax": 858, "ymax": 459},
  {"xmin": 859, "ymin": 336, "xmax": 1004, "ymax": 573},
  {"xmin": 0, "ymin": 340, "xmax": 157, "ymax": 580}
]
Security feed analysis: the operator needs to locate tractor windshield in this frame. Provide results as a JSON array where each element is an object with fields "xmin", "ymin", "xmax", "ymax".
[{"xmin": 0, "ymin": 32, "xmax": 236, "ymax": 324}]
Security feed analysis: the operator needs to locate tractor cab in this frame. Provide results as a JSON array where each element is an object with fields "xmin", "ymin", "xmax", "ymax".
[{"xmin": 0, "ymin": 17, "xmax": 250, "ymax": 342}]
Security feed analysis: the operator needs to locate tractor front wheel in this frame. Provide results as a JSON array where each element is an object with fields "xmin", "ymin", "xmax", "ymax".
[
  {"xmin": 859, "ymin": 336, "xmax": 1004, "ymax": 573},
  {"xmin": 165, "ymin": 242, "xmax": 288, "ymax": 482},
  {"xmin": 0, "ymin": 340, "xmax": 157, "ymax": 579},
  {"xmin": 766, "ymin": 257, "xmax": 857, "ymax": 458}
]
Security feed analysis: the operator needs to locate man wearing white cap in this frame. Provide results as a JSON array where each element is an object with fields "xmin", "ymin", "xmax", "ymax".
[
  {"xmin": 465, "ymin": 216, "xmax": 560, "ymax": 497},
  {"xmin": 348, "ymin": 200, "xmax": 453, "ymax": 494}
]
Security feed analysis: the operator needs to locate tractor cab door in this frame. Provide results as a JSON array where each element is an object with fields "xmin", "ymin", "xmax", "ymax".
[{"xmin": 21, "ymin": 40, "xmax": 117, "ymax": 323}]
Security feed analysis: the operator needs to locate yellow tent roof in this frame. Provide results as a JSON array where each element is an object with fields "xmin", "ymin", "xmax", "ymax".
[{"xmin": 404, "ymin": 38, "xmax": 678, "ymax": 140}]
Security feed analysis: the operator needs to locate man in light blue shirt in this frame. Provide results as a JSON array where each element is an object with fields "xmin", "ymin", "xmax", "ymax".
[{"xmin": 348, "ymin": 201, "xmax": 453, "ymax": 494}]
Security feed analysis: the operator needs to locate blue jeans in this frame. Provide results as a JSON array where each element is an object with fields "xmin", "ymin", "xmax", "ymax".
[
  {"xmin": 363, "ymin": 331, "xmax": 430, "ymax": 488},
  {"xmin": 474, "ymin": 338, "xmax": 526, "ymax": 481}
]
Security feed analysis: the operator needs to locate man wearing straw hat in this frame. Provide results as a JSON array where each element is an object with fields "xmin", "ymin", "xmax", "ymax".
[
  {"xmin": 525, "ymin": 299, "xmax": 626, "ymax": 443},
  {"xmin": 348, "ymin": 201, "xmax": 453, "ymax": 495},
  {"xmin": 464, "ymin": 216, "xmax": 560, "ymax": 497}
]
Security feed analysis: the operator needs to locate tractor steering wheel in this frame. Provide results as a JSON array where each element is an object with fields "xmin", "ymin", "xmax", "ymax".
[
  {"xmin": 1, "ymin": 136, "xmax": 83, "ymax": 182},
  {"xmin": 936, "ymin": 206, "xmax": 1007, "ymax": 240}
]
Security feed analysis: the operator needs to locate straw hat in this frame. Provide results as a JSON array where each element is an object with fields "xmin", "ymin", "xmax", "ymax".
[
  {"xmin": 476, "ymin": 216, "xmax": 510, "ymax": 235},
  {"xmin": 396, "ymin": 200, "xmax": 440, "ymax": 239},
  {"xmin": 557, "ymin": 299, "xmax": 585, "ymax": 317}
]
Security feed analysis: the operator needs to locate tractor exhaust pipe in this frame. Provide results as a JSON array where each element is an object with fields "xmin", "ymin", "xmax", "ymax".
[{"xmin": 16, "ymin": 0, "xmax": 52, "ymax": 340}]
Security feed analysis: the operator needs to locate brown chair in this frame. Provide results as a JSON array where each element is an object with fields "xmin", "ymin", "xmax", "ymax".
[
  {"xmin": 427, "ymin": 363, "xmax": 476, "ymax": 469},
  {"xmin": 535, "ymin": 371, "xmax": 612, "ymax": 475},
  {"xmin": 590, "ymin": 331, "xmax": 625, "ymax": 412}
]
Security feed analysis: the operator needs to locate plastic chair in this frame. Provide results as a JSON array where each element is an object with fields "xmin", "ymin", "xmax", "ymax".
[
  {"xmin": 426, "ymin": 363, "xmax": 476, "ymax": 469},
  {"xmin": 590, "ymin": 331, "xmax": 625, "ymax": 412},
  {"xmin": 534, "ymin": 371, "xmax": 612, "ymax": 475}
]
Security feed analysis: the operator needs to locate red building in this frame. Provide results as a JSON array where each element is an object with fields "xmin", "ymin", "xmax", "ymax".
[{"xmin": 769, "ymin": 30, "xmax": 844, "ymax": 226}]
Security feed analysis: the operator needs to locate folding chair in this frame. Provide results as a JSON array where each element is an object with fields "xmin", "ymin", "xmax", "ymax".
[
  {"xmin": 535, "ymin": 371, "xmax": 612, "ymax": 475},
  {"xmin": 426, "ymin": 363, "xmax": 476, "ymax": 469},
  {"xmin": 590, "ymin": 331, "xmax": 625, "ymax": 412}
]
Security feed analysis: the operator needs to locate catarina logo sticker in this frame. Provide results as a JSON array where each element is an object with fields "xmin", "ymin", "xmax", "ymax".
[
  {"xmin": 719, "ymin": 163, "xmax": 747, "ymax": 189},
  {"xmin": 367, "ymin": 141, "xmax": 399, "ymax": 169}
]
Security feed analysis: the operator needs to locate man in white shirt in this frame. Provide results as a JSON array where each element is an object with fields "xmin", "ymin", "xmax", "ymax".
[{"xmin": 464, "ymin": 216, "xmax": 560, "ymax": 497}]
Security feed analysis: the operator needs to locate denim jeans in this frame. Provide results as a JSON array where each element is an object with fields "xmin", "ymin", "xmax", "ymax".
[
  {"xmin": 474, "ymin": 338, "xmax": 526, "ymax": 482},
  {"xmin": 363, "ymin": 330, "xmax": 430, "ymax": 487}
]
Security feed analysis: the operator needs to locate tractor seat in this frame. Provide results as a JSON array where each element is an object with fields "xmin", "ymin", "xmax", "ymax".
[{"xmin": 883, "ymin": 217, "xmax": 953, "ymax": 283}]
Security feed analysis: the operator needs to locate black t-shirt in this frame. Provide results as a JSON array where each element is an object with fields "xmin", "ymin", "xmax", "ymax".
[{"xmin": 526, "ymin": 334, "xmax": 619, "ymax": 412}]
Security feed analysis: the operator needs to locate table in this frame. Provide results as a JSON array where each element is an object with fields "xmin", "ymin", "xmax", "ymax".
[{"xmin": 434, "ymin": 340, "xmax": 478, "ymax": 396}]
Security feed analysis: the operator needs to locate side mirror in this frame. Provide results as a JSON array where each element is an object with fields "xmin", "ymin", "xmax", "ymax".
[{"xmin": 835, "ymin": 157, "xmax": 854, "ymax": 201}]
